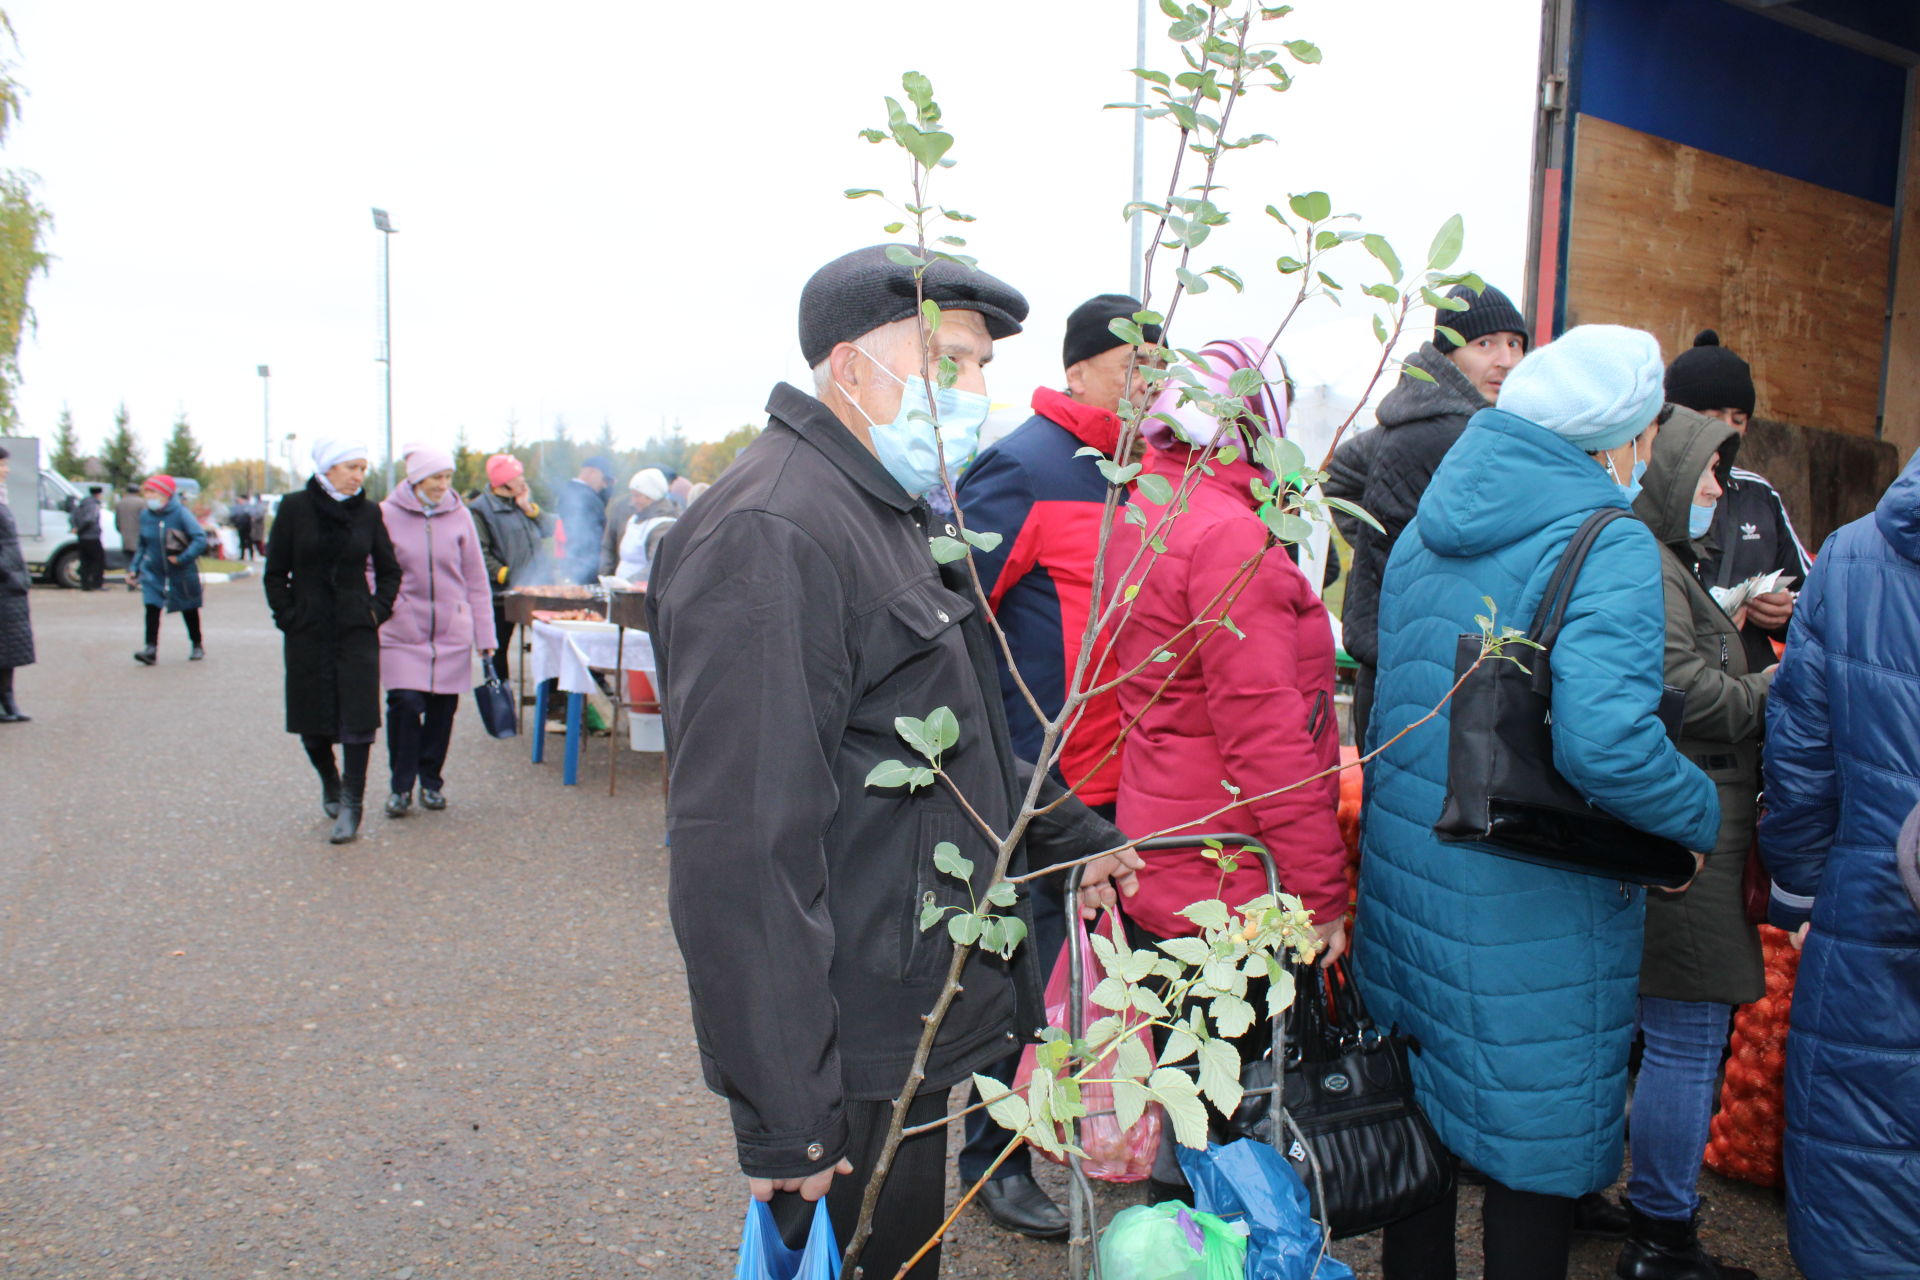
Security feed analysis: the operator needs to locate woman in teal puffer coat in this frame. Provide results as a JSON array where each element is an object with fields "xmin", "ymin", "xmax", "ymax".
[{"xmin": 1355, "ymin": 326, "xmax": 1720, "ymax": 1280}]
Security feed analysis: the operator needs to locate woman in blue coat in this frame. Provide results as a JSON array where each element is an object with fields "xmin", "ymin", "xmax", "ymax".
[
  {"xmin": 1760, "ymin": 452, "xmax": 1920, "ymax": 1280},
  {"xmin": 1355, "ymin": 326, "xmax": 1719, "ymax": 1280},
  {"xmin": 128, "ymin": 474, "xmax": 208, "ymax": 664}
]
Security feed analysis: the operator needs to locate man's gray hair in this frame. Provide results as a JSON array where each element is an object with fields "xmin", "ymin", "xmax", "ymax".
[{"xmin": 811, "ymin": 320, "xmax": 916, "ymax": 397}]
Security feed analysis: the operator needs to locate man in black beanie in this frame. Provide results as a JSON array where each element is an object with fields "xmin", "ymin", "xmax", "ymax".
[
  {"xmin": 646, "ymin": 247, "xmax": 1133, "ymax": 1277},
  {"xmin": 1344, "ymin": 283, "xmax": 1528, "ymax": 749},
  {"xmin": 944, "ymin": 291, "xmax": 1161, "ymax": 1240},
  {"xmin": 1665, "ymin": 329, "xmax": 1811, "ymax": 671}
]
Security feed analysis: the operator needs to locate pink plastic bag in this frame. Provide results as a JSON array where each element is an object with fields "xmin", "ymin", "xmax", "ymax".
[{"xmin": 1014, "ymin": 910, "xmax": 1161, "ymax": 1181}]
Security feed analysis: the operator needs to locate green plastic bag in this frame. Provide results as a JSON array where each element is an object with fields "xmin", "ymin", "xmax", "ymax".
[{"xmin": 1096, "ymin": 1202, "xmax": 1249, "ymax": 1280}]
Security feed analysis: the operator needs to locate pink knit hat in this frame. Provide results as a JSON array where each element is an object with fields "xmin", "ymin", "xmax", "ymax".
[
  {"xmin": 485, "ymin": 454, "xmax": 524, "ymax": 487},
  {"xmin": 406, "ymin": 447, "xmax": 456, "ymax": 484},
  {"xmin": 142, "ymin": 474, "xmax": 176, "ymax": 499}
]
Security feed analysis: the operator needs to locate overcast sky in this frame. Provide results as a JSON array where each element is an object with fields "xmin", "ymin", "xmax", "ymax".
[{"xmin": 4, "ymin": 0, "xmax": 1541, "ymax": 478}]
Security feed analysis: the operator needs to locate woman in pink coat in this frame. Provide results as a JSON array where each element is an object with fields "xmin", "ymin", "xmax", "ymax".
[
  {"xmin": 378, "ymin": 446, "xmax": 497, "ymax": 817},
  {"xmin": 1102, "ymin": 338, "xmax": 1349, "ymax": 957}
]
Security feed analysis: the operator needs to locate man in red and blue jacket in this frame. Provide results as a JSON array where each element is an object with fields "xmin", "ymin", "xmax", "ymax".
[{"xmin": 950, "ymin": 292, "xmax": 1160, "ymax": 1241}]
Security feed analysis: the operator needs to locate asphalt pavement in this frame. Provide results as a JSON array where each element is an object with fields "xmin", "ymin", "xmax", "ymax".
[{"xmin": 0, "ymin": 582, "xmax": 1799, "ymax": 1279}]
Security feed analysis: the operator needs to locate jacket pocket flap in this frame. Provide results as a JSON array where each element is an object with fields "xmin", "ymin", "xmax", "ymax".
[{"xmin": 887, "ymin": 582, "xmax": 975, "ymax": 640}]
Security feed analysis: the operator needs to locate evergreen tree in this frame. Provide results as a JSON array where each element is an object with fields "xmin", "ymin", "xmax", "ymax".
[
  {"xmin": 162, "ymin": 411, "xmax": 205, "ymax": 483},
  {"xmin": 99, "ymin": 403, "xmax": 143, "ymax": 490},
  {"xmin": 46, "ymin": 403, "xmax": 80, "ymax": 476}
]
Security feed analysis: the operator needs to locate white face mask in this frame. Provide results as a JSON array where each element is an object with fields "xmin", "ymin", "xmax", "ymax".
[
  {"xmin": 145, "ymin": 496, "xmax": 166, "ymax": 512},
  {"xmin": 835, "ymin": 346, "xmax": 990, "ymax": 497}
]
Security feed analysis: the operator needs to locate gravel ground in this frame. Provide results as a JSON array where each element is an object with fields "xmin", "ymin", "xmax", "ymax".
[{"xmin": 0, "ymin": 584, "xmax": 1800, "ymax": 1278}]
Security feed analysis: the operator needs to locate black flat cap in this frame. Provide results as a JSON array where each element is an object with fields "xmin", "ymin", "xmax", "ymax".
[{"xmin": 798, "ymin": 244, "xmax": 1028, "ymax": 368}]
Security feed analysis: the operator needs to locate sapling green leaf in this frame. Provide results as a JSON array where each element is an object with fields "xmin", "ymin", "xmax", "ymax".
[
  {"xmin": 1111, "ymin": 1078, "xmax": 1151, "ymax": 1133},
  {"xmin": 1288, "ymin": 190, "xmax": 1331, "ymax": 222},
  {"xmin": 961, "ymin": 528, "xmax": 1002, "ymax": 553},
  {"xmin": 933, "ymin": 841, "xmax": 973, "ymax": 881},
  {"xmin": 947, "ymin": 913, "xmax": 982, "ymax": 945},
  {"xmin": 975, "ymin": 1073, "xmax": 1030, "ymax": 1133},
  {"xmin": 1283, "ymin": 38, "xmax": 1322, "ymax": 64},
  {"xmin": 1150, "ymin": 1068, "xmax": 1211, "ymax": 1148},
  {"xmin": 1403, "ymin": 364, "xmax": 1436, "ymax": 384},
  {"xmin": 1090, "ymin": 977, "xmax": 1131, "ymax": 1012},
  {"xmin": 1136, "ymin": 472, "xmax": 1174, "ymax": 506},
  {"xmin": 1363, "ymin": 232, "xmax": 1403, "ymax": 283},
  {"xmin": 1324, "ymin": 495, "xmax": 1385, "ymax": 534},
  {"xmin": 885, "ymin": 245, "xmax": 927, "ymax": 269},
  {"xmin": 1197, "ymin": 1037, "xmax": 1245, "ymax": 1113},
  {"xmin": 928, "ymin": 535, "xmax": 968, "ymax": 563},
  {"xmin": 866, "ymin": 759, "xmax": 919, "ymax": 789},
  {"xmin": 925, "ymin": 706, "xmax": 959, "ymax": 753},
  {"xmin": 1427, "ymin": 212, "xmax": 1465, "ymax": 271},
  {"xmin": 1435, "ymin": 325, "xmax": 1466, "ymax": 348},
  {"xmin": 1179, "ymin": 899, "xmax": 1231, "ymax": 932}
]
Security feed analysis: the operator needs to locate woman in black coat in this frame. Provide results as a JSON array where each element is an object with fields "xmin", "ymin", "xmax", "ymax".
[
  {"xmin": 0, "ymin": 445, "xmax": 34, "ymax": 722},
  {"xmin": 264, "ymin": 440, "xmax": 402, "ymax": 844}
]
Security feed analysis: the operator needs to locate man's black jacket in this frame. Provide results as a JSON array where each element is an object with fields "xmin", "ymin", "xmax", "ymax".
[
  {"xmin": 646, "ymin": 383, "xmax": 1120, "ymax": 1180},
  {"xmin": 1343, "ymin": 342, "xmax": 1488, "ymax": 670},
  {"xmin": 1696, "ymin": 467, "xmax": 1813, "ymax": 672}
]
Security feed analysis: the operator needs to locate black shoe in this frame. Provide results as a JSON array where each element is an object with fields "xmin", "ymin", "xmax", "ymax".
[
  {"xmin": 1615, "ymin": 1202, "xmax": 1757, "ymax": 1280},
  {"xmin": 0, "ymin": 688, "xmax": 27, "ymax": 722},
  {"xmin": 189, "ymin": 645, "xmax": 205, "ymax": 661},
  {"xmin": 329, "ymin": 802, "xmax": 363, "ymax": 845},
  {"xmin": 385, "ymin": 792, "xmax": 412, "ymax": 819},
  {"xmin": 977, "ymin": 1172, "xmax": 1069, "ymax": 1241},
  {"xmin": 320, "ymin": 776, "xmax": 341, "ymax": 819},
  {"xmin": 133, "ymin": 646, "xmax": 156, "ymax": 666},
  {"xmin": 418, "ymin": 789, "xmax": 447, "ymax": 811},
  {"xmin": 1575, "ymin": 1190, "xmax": 1631, "ymax": 1241}
]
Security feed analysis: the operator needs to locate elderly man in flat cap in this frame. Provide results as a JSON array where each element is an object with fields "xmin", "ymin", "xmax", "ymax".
[{"xmin": 646, "ymin": 246, "xmax": 1135, "ymax": 1276}]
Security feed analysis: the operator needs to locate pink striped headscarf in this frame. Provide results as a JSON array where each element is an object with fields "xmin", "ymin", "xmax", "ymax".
[{"xmin": 1141, "ymin": 337, "xmax": 1290, "ymax": 453}]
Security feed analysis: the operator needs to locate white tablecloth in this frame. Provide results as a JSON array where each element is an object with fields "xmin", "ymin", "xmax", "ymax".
[{"xmin": 528, "ymin": 620, "xmax": 655, "ymax": 696}]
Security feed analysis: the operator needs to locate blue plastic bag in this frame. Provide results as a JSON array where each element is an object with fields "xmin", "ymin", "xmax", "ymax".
[
  {"xmin": 1178, "ymin": 1140, "xmax": 1356, "ymax": 1280},
  {"xmin": 733, "ymin": 1197, "xmax": 841, "ymax": 1280}
]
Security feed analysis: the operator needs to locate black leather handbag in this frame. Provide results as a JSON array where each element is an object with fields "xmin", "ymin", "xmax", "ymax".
[
  {"xmin": 1229, "ymin": 963, "xmax": 1452, "ymax": 1239},
  {"xmin": 1432, "ymin": 507, "xmax": 1697, "ymax": 888},
  {"xmin": 473, "ymin": 675, "xmax": 518, "ymax": 739}
]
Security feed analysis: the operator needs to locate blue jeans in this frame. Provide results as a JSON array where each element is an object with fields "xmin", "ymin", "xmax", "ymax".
[{"xmin": 1628, "ymin": 996, "xmax": 1734, "ymax": 1221}]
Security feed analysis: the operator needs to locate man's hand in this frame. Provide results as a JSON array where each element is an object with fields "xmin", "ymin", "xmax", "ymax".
[
  {"xmin": 1312, "ymin": 919, "xmax": 1348, "ymax": 967},
  {"xmin": 1746, "ymin": 590, "xmax": 1795, "ymax": 631},
  {"xmin": 1656, "ymin": 851, "xmax": 1711, "ymax": 897},
  {"xmin": 1791, "ymin": 922, "xmax": 1811, "ymax": 951},
  {"xmin": 748, "ymin": 1157, "xmax": 852, "ymax": 1203},
  {"xmin": 1077, "ymin": 846, "xmax": 1147, "ymax": 919}
]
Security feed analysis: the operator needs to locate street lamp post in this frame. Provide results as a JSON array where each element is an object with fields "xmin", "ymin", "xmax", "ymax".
[
  {"xmin": 372, "ymin": 207, "xmax": 397, "ymax": 491},
  {"xmin": 257, "ymin": 365, "xmax": 271, "ymax": 494}
]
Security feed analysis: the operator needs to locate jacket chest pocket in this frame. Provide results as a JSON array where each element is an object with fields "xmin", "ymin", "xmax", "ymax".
[{"xmin": 867, "ymin": 579, "xmax": 976, "ymax": 689}]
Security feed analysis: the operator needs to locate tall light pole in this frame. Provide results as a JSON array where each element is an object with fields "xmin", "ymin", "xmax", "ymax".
[
  {"xmin": 1128, "ymin": 0, "xmax": 1148, "ymax": 299},
  {"xmin": 257, "ymin": 365, "xmax": 270, "ymax": 494},
  {"xmin": 372, "ymin": 207, "xmax": 397, "ymax": 491}
]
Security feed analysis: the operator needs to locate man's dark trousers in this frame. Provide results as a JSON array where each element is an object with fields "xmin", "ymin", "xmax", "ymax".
[
  {"xmin": 78, "ymin": 538, "xmax": 105, "ymax": 590},
  {"xmin": 772, "ymin": 1087, "xmax": 949, "ymax": 1278}
]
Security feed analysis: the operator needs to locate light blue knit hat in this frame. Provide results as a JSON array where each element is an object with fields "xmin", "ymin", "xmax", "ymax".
[{"xmin": 1497, "ymin": 324, "xmax": 1666, "ymax": 452}]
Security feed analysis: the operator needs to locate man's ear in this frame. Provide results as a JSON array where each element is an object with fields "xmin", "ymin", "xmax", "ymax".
[
  {"xmin": 828, "ymin": 342, "xmax": 864, "ymax": 396},
  {"xmin": 1064, "ymin": 358, "xmax": 1089, "ymax": 399}
]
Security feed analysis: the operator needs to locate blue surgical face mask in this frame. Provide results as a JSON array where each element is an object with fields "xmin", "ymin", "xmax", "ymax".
[
  {"xmin": 145, "ymin": 496, "xmax": 166, "ymax": 512},
  {"xmin": 1689, "ymin": 501, "xmax": 1716, "ymax": 540},
  {"xmin": 1604, "ymin": 440, "xmax": 1648, "ymax": 505},
  {"xmin": 837, "ymin": 347, "xmax": 989, "ymax": 498}
]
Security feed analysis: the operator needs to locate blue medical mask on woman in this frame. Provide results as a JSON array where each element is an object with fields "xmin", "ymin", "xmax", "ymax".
[
  {"xmin": 145, "ymin": 496, "xmax": 166, "ymax": 512},
  {"xmin": 1688, "ymin": 500, "xmax": 1717, "ymax": 540},
  {"xmin": 836, "ymin": 347, "xmax": 990, "ymax": 498},
  {"xmin": 1603, "ymin": 439, "xmax": 1648, "ymax": 505}
]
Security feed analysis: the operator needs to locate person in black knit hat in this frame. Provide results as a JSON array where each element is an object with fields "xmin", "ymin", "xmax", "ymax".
[
  {"xmin": 1342, "ymin": 284, "xmax": 1528, "ymax": 743},
  {"xmin": 1665, "ymin": 330, "xmax": 1810, "ymax": 672}
]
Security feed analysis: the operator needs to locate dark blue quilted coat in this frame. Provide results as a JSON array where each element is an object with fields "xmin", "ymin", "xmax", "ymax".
[
  {"xmin": 1760, "ymin": 452, "xmax": 1920, "ymax": 1280},
  {"xmin": 1355, "ymin": 408, "xmax": 1719, "ymax": 1196}
]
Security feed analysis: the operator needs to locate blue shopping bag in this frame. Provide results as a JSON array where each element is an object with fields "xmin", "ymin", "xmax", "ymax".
[
  {"xmin": 1179, "ymin": 1140, "xmax": 1355, "ymax": 1280},
  {"xmin": 733, "ymin": 1197, "xmax": 840, "ymax": 1280}
]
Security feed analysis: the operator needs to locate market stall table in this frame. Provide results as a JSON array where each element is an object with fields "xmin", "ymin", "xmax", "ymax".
[
  {"xmin": 501, "ymin": 585, "xmax": 646, "ymax": 732},
  {"xmin": 526, "ymin": 618, "xmax": 656, "ymax": 787}
]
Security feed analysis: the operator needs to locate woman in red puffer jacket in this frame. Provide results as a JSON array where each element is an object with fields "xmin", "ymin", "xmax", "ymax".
[{"xmin": 1101, "ymin": 337, "xmax": 1349, "ymax": 961}]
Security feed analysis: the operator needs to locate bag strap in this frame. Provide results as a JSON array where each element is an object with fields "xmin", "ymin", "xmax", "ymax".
[{"xmin": 1527, "ymin": 507, "xmax": 1634, "ymax": 648}]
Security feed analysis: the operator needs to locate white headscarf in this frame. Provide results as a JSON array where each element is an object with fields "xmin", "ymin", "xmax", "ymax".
[
  {"xmin": 311, "ymin": 438, "xmax": 371, "ymax": 500},
  {"xmin": 629, "ymin": 468, "xmax": 670, "ymax": 500}
]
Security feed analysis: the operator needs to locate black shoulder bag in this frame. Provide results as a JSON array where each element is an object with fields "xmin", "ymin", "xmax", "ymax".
[
  {"xmin": 1432, "ymin": 507, "xmax": 1696, "ymax": 887},
  {"xmin": 1229, "ymin": 961, "xmax": 1452, "ymax": 1239}
]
